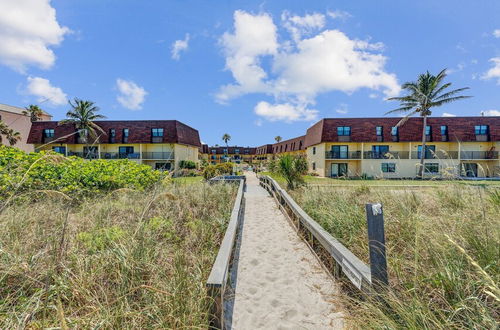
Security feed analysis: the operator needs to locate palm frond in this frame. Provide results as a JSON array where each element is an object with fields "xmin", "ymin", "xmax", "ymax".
[
  {"xmin": 385, "ymin": 106, "xmax": 417, "ymax": 115},
  {"xmin": 429, "ymin": 95, "xmax": 472, "ymax": 107},
  {"xmin": 434, "ymin": 87, "xmax": 471, "ymax": 101}
]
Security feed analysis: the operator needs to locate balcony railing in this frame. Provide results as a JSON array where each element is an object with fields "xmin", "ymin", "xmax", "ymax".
[
  {"xmin": 151, "ymin": 136, "xmax": 163, "ymax": 143},
  {"xmin": 411, "ymin": 151, "xmax": 459, "ymax": 159},
  {"xmin": 142, "ymin": 152, "xmax": 174, "ymax": 159},
  {"xmin": 325, "ymin": 151, "xmax": 361, "ymax": 159},
  {"xmin": 100, "ymin": 152, "xmax": 141, "ymax": 159},
  {"xmin": 460, "ymin": 151, "xmax": 498, "ymax": 160},
  {"xmin": 363, "ymin": 151, "xmax": 410, "ymax": 159},
  {"xmin": 68, "ymin": 151, "xmax": 99, "ymax": 159}
]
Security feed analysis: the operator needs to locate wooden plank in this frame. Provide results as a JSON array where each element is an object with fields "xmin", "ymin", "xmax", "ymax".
[{"xmin": 365, "ymin": 203, "xmax": 388, "ymax": 286}]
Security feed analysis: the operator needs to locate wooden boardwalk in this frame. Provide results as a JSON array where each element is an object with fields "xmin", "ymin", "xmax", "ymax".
[{"xmin": 229, "ymin": 172, "xmax": 344, "ymax": 329}]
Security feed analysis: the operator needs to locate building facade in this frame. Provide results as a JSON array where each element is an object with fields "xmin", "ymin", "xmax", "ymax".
[
  {"xmin": 0, "ymin": 103, "xmax": 52, "ymax": 152},
  {"xmin": 200, "ymin": 145, "xmax": 256, "ymax": 164},
  {"xmin": 28, "ymin": 120, "xmax": 201, "ymax": 171},
  {"xmin": 305, "ymin": 117, "xmax": 500, "ymax": 178}
]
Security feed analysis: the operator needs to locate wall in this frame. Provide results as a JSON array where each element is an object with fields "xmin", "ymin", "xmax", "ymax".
[{"xmin": 0, "ymin": 110, "xmax": 51, "ymax": 152}]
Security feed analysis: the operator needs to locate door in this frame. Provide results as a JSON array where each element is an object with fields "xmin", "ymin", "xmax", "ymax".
[
  {"xmin": 372, "ymin": 145, "xmax": 389, "ymax": 159},
  {"xmin": 118, "ymin": 146, "xmax": 134, "ymax": 158},
  {"xmin": 331, "ymin": 145, "xmax": 348, "ymax": 159},
  {"xmin": 463, "ymin": 163, "xmax": 478, "ymax": 177},
  {"xmin": 418, "ymin": 145, "xmax": 436, "ymax": 159},
  {"xmin": 331, "ymin": 163, "xmax": 348, "ymax": 177}
]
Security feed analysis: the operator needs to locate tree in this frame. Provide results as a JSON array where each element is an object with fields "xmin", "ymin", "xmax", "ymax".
[
  {"xmin": 0, "ymin": 121, "xmax": 21, "ymax": 146},
  {"xmin": 22, "ymin": 104, "xmax": 44, "ymax": 122},
  {"xmin": 222, "ymin": 133, "xmax": 231, "ymax": 162},
  {"xmin": 275, "ymin": 136, "xmax": 282, "ymax": 143},
  {"xmin": 275, "ymin": 154, "xmax": 308, "ymax": 189},
  {"xmin": 387, "ymin": 69, "xmax": 471, "ymax": 178},
  {"xmin": 59, "ymin": 98, "xmax": 106, "ymax": 147}
]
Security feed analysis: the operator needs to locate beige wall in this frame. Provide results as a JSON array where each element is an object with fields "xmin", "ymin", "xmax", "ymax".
[
  {"xmin": 0, "ymin": 110, "xmax": 51, "ymax": 152},
  {"xmin": 306, "ymin": 143, "xmax": 326, "ymax": 176},
  {"xmin": 174, "ymin": 144, "xmax": 199, "ymax": 170}
]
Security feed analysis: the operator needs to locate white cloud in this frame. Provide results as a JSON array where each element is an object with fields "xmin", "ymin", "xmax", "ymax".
[
  {"xmin": 493, "ymin": 29, "xmax": 500, "ymax": 38},
  {"xmin": 482, "ymin": 109, "xmax": 500, "ymax": 116},
  {"xmin": 442, "ymin": 112, "xmax": 456, "ymax": 117},
  {"xmin": 217, "ymin": 10, "xmax": 399, "ymax": 122},
  {"xmin": 217, "ymin": 10, "xmax": 278, "ymax": 103},
  {"xmin": 26, "ymin": 76, "xmax": 67, "ymax": 106},
  {"xmin": 0, "ymin": 0, "xmax": 70, "ymax": 72},
  {"xmin": 254, "ymin": 101, "xmax": 318, "ymax": 122},
  {"xmin": 171, "ymin": 33, "xmax": 190, "ymax": 60},
  {"xmin": 482, "ymin": 57, "xmax": 500, "ymax": 84},
  {"xmin": 335, "ymin": 103, "xmax": 348, "ymax": 114},
  {"xmin": 116, "ymin": 79, "xmax": 147, "ymax": 110},
  {"xmin": 282, "ymin": 11, "xmax": 325, "ymax": 41},
  {"xmin": 327, "ymin": 10, "xmax": 352, "ymax": 20}
]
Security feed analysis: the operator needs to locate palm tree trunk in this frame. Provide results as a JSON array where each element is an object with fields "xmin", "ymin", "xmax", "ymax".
[{"xmin": 418, "ymin": 115, "xmax": 428, "ymax": 179}]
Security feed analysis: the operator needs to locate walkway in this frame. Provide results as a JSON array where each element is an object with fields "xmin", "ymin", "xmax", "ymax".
[{"xmin": 230, "ymin": 172, "xmax": 344, "ymax": 329}]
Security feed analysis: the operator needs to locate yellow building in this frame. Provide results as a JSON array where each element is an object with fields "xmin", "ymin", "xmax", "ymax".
[
  {"xmin": 305, "ymin": 117, "xmax": 500, "ymax": 178},
  {"xmin": 200, "ymin": 145, "xmax": 256, "ymax": 165},
  {"xmin": 28, "ymin": 120, "xmax": 201, "ymax": 171}
]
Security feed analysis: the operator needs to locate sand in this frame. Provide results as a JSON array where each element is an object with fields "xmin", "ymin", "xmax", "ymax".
[{"xmin": 230, "ymin": 172, "xmax": 344, "ymax": 329}]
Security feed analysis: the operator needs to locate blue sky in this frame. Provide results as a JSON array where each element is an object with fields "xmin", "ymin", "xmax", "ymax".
[{"xmin": 0, "ymin": 0, "xmax": 499, "ymax": 146}]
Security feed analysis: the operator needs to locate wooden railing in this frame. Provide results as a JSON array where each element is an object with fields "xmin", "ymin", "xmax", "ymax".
[
  {"xmin": 206, "ymin": 177, "xmax": 246, "ymax": 329},
  {"xmin": 258, "ymin": 175, "xmax": 388, "ymax": 292}
]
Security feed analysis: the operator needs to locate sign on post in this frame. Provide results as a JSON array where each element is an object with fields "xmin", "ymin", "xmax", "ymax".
[{"xmin": 365, "ymin": 203, "xmax": 388, "ymax": 287}]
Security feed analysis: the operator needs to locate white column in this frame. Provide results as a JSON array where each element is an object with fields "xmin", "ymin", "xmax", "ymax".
[
  {"xmin": 98, "ymin": 144, "xmax": 101, "ymax": 159},
  {"xmin": 408, "ymin": 142, "xmax": 412, "ymax": 159},
  {"xmin": 65, "ymin": 144, "xmax": 68, "ymax": 156},
  {"xmin": 139, "ymin": 144, "xmax": 143, "ymax": 164}
]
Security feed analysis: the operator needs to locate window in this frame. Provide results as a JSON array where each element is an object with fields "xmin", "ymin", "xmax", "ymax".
[
  {"xmin": 440, "ymin": 125, "xmax": 448, "ymax": 136},
  {"xmin": 381, "ymin": 163, "xmax": 396, "ymax": 173},
  {"xmin": 223, "ymin": 148, "xmax": 228, "ymax": 154},
  {"xmin": 211, "ymin": 149, "xmax": 216, "ymax": 154},
  {"xmin": 391, "ymin": 127, "xmax": 398, "ymax": 136},
  {"xmin": 424, "ymin": 163, "xmax": 439, "ymax": 174},
  {"xmin": 337, "ymin": 126, "xmax": 351, "ymax": 136},
  {"xmin": 151, "ymin": 128, "xmax": 164, "ymax": 137},
  {"xmin": 123, "ymin": 128, "xmax": 129, "ymax": 142},
  {"xmin": 331, "ymin": 145, "xmax": 348, "ymax": 158},
  {"xmin": 109, "ymin": 129, "xmax": 116, "ymax": 137},
  {"xmin": 475, "ymin": 125, "xmax": 488, "ymax": 135},
  {"xmin": 376, "ymin": 126, "xmax": 383, "ymax": 136},
  {"xmin": 425, "ymin": 125, "xmax": 431, "ymax": 136},
  {"xmin": 372, "ymin": 145, "xmax": 389, "ymax": 158},
  {"xmin": 43, "ymin": 129, "xmax": 55, "ymax": 137},
  {"xmin": 312, "ymin": 162, "xmax": 316, "ymax": 170},
  {"xmin": 52, "ymin": 146, "xmax": 66, "ymax": 154},
  {"xmin": 418, "ymin": 145, "xmax": 436, "ymax": 158},
  {"xmin": 235, "ymin": 149, "xmax": 240, "ymax": 154},
  {"xmin": 313, "ymin": 147, "xmax": 316, "ymax": 155},
  {"xmin": 119, "ymin": 146, "xmax": 134, "ymax": 154}
]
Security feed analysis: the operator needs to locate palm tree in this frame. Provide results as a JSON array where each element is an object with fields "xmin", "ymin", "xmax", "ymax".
[
  {"xmin": 22, "ymin": 104, "xmax": 44, "ymax": 122},
  {"xmin": 275, "ymin": 136, "xmax": 282, "ymax": 143},
  {"xmin": 387, "ymin": 69, "xmax": 471, "ymax": 178},
  {"xmin": 222, "ymin": 133, "xmax": 231, "ymax": 162},
  {"xmin": 0, "ymin": 121, "xmax": 21, "ymax": 146},
  {"xmin": 59, "ymin": 98, "xmax": 106, "ymax": 145}
]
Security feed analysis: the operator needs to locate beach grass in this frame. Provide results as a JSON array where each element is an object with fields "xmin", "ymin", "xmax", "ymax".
[{"xmin": 0, "ymin": 182, "xmax": 236, "ymax": 328}]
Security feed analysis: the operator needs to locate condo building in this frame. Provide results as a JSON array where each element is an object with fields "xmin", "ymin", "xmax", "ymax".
[
  {"xmin": 200, "ymin": 144, "xmax": 256, "ymax": 164},
  {"xmin": 0, "ymin": 103, "xmax": 52, "ymax": 152},
  {"xmin": 27, "ymin": 120, "xmax": 201, "ymax": 171}
]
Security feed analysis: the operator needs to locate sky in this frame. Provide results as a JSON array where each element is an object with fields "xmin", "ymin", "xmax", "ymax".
[{"xmin": 0, "ymin": 0, "xmax": 499, "ymax": 146}]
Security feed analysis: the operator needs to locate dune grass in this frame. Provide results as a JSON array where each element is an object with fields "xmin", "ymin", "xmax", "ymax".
[
  {"xmin": 289, "ymin": 183, "xmax": 499, "ymax": 329},
  {"xmin": 0, "ymin": 182, "xmax": 236, "ymax": 328}
]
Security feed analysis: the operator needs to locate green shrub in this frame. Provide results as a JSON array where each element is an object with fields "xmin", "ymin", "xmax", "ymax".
[
  {"xmin": 178, "ymin": 160, "xmax": 196, "ymax": 169},
  {"xmin": 274, "ymin": 155, "xmax": 308, "ymax": 189},
  {"xmin": 77, "ymin": 225, "xmax": 125, "ymax": 253},
  {"xmin": 0, "ymin": 146, "xmax": 163, "ymax": 199},
  {"xmin": 202, "ymin": 162, "xmax": 234, "ymax": 180}
]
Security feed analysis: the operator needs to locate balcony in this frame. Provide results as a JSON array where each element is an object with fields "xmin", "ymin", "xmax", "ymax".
[
  {"xmin": 68, "ymin": 151, "xmax": 99, "ymax": 159},
  {"xmin": 410, "ymin": 151, "xmax": 459, "ymax": 159},
  {"xmin": 100, "ymin": 152, "xmax": 141, "ymax": 159},
  {"xmin": 460, "ymin": 151, "xmax": 499, "ymax": 160},
  {"xmin": 325, "ymin": 151, "xmax": 361, "ymax": 159},
  {"xmin": 142, "ymin": 152, "xmax": 174, "ymax": 160},
  {"xmin": 363, "ymin": 151, "xmax": 410, "ymax": 159}
]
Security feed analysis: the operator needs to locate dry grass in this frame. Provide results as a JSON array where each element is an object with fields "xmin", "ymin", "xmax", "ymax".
[
  {"xmin": 290, "ymin": 184, "xmax": 499, "ymax": 329},
  {"xmin": 0, "ymin": 182, "xmax": 236, "ymax": 328}
]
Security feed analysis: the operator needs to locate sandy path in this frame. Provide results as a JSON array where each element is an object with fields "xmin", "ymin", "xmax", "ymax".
[{"xmin": 230, "ymin": 172, "xmax": 343, "ymax": 329}]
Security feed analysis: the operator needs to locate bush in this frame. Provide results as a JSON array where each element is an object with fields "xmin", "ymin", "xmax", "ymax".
[
  {"xmin": 0, "ymin": 146, "xmax": 164, "ymax": 199},
  {"xmin": 178, "ymin": 160, "xmax": 196, "ymax": 169},
  {"xmin": 202, "ymin": 162, "xmax": 234, "ymax": 180},
  {"xmin": 274, "ymin": 155, "xmax": 308, "ymax": 190}
]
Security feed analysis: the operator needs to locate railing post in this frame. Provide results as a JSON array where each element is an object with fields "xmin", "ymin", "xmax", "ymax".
[{"xmin": 365, "ymin": 203, "xmax": 388, "ymax": 287}]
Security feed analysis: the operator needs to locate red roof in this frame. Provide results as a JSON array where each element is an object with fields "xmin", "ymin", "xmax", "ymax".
[
  {"xmin": 305, "ymin": 117, "xmax": 500, "ymax": 147},
  {"xmin": 28, "ymin": 120, "xmax": 201, "ymax": 147}
]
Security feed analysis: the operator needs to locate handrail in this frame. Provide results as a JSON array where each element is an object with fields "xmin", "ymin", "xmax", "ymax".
[
  {"xmin": 206, "ymin": 177, "xmax": 245, "ymax": 329},
  {"xmin": 258, "ymin": 175, "xmax": 373, "ymax": 291}
]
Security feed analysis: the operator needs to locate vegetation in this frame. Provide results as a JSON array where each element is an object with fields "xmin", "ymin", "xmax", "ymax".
[
  {"xmin": 202, "ymin": 162, "xmax": 234, "ymax": 180},
  {"xmin": 23, "ymin": 104, "xmax": 44, "ymax": 122},
  {"xmin": 178, "ymin": 160, "xmax": 197, "ymax": 169},
  {"xmin": 0, "ymin": 179, "xmax": 236, "ymax": 328},
  {"xmin": 0, "ymin": 146, "xmax": 163, "ymax": 200},
  {"xmin": 387, "ymin": 69, "xmax": 471, "ymax": 178},
  {"xmin": 59, "ymin": 98, "xmax": 106, "ymax": 145},
  {"xmin": 0, "ymin": 121, "xmax": 21, "ymax": 146},
  {"xmin": 275, "ymin": 136, "xmax": 282, "ymax": 143},
  {"xmin": 290, "ymin": 184, "xmax": 499, "ymax": 329},
  {"xmin": 271, "ymin": 155, "xmax": 308, "ymax": 189}
]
